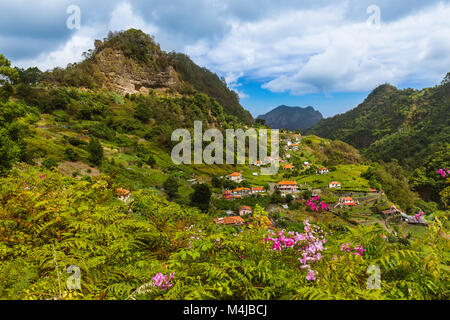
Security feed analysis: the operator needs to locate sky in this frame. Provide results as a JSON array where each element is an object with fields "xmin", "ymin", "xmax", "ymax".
[{"xmin": 1, "ymin": 0, "xmax": 450, "ymax": 118}]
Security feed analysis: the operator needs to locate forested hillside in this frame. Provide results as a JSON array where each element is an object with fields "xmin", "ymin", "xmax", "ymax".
[
  {"xmin": 43, "ymin": 29, "xmax": 252, "ymax": 124},
  {"xmin": 309, "ymin": 80, "xmax": 450, "ymax": 171},
  {"xmin": 0, "ymin": 29, "xmax": 448, "ymax": 301}
]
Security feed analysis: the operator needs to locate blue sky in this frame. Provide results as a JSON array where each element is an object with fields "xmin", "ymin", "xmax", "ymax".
[{"xmin": 1, "ymin": 0, "xmax": 450, "ymax": 118}]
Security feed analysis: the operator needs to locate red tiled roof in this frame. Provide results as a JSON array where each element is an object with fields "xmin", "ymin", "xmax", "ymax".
[
  {"xmin": 233, "ymin": 187, "xmax": 250, "ymax": 192},
  {"xmin": 252, "ymin": 187, "xmax": 264, "ymax": 191},
  {"xmin": 116, "ymin": 188, "xmax": 130, "ymax": 196},
  {"xmin": 213, "ymin": 216, "xmax": 246, "ymax": 225},
  {"xmin": 278, "ymin": 181, "xmax": 297, "ymax": 186},
  {"xmin": 229, "ymin": 172, "xmax": 241, "ymax": 177}
]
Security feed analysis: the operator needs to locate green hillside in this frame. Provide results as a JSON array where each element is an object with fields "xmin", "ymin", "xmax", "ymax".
[{"xmin": 0, "ymin": 30, "xmax": 448, "ymax": 301}]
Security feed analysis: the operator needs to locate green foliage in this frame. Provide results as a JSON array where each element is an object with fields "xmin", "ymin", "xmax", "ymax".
[
  {"xmin": 42, "ymin": 157, "xmax": 59, "ymax": 170},
  {"xmin": 0, "ymin": 54, "xmax": 19, "ymax": 85},
  {"xmin": 362, "ymin": 160, "xmax": 419, "ymax": 212},
  {"xmin": 87, "ymin": 138, "xmax": 104, "ymax": 166},
  {"xmin": 190, "ymin": 183, "xmax": 212, "ymax": 212},
  {"xmin": 163, "ymin": 177, "xmax": 179, "ymax": 200}
]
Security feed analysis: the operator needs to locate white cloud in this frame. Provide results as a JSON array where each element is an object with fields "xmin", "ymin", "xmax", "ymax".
[
  {"xmin": 13, "ymin": 2, "xmax": 159, "ymax": 71},
  {"xmin": 109, "ymin": 2, "xmax": 158, "ymax": 36},
  {"xmin": 186, "ymin": 2, "xmax": 450, "ymax": 95},
  {"xmin": 14, "ymin": 26, "xmax": 100, "ymax": 71}
]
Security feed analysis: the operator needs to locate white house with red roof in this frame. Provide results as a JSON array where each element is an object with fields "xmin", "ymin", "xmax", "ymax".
[
  {"xmin": 277, "ymin": 181, "xmax": 299, "ymax": 194},
  {"xmin": 227, "ymin": 172, "xmax": 243, "ymax": 183}
]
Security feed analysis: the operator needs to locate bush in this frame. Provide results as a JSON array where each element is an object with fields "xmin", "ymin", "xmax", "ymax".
[
  {"xmin": 41, "ymin": 157, "xmax": 59, "ymax": 170},
  {"xmin": 64, "ymin": 147, "xmax": 79, "ymax": 162}
]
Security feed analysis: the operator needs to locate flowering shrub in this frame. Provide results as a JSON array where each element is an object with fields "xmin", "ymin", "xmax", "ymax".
[
  {"xmin": 306, "ymin": 196, "xmax": 328, "ymax": 212},
  {"xmin": 436, "ymin": 168, "xmax": 450, "ymax": 178},
  {"xmin": 340, "ymin": 243, "xmax": 366, "ymax": 256},
  {"xmin": 414, "ymin": 211, "xmax": 425, "ymax": 221},
  {"xmin": 264, "ymin": 220, "xmax": 327, "ymax": 281},
  {"xmin": 152, "ymin": 272, "xmax": 175, "ymax": 290}
]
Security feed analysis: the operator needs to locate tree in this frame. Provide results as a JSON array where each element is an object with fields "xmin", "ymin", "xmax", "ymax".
[
  {"xmin": 15, "ymin": 67, "xmax": 42, "ymax": 85},
  {"xmin": 0, "ymin": 132, "xmax": 20, "ymax": 176},
  {"xmin": 134, "ymin": 102, "xmax": 152, "ymax": 123},
  {"xmin": 190, "ymin": 183, "xmax": 211, "ymax": 212},
  {"xmin": 0, "ymin": 54, "xmax": 19, "ymax": 85},
  {"xmin": 211, "ymin": 176, "xmax": 223, "ymax": 189},
  {"xmin": 163, "ymin": 177, "xmax": 179, "ymax": 200},
  {"xmin": 64, "ymin": 147, "xmax": 79, "ymax": 162},
  {"xmin": 87, "ymin": 137, "xmax": 104, "ymax": 166}
]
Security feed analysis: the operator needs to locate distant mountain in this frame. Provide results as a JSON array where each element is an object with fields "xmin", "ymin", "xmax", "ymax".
[{"xmin": 256, "ymin": 105, "xmax": 323, "ymax": 131}]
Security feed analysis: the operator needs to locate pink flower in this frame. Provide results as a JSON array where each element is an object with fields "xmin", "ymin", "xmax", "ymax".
[
  {"xmin": 306, "ymin": 269, "xmax": 316, "ymax": 281},
  {"xmin": 152, "ymin": 272, "xmax": 175, "ymax": 290}
]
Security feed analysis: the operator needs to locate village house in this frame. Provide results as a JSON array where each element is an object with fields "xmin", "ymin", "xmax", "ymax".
[
  {"xmin": 340, "ymin": 197, "xmax": 357, "ymax": 206},
  {"xmin": 116, "ymin": 188, "xmax": 131, "ymax": 202},
  {"xmin": 304, "ymin": 161, "xmax": 311, "ymax": 168},
  {"xmin": 239, "ymin": 206, "xmax": 253, "ymax": 216},
  {"xmin": 213, "ymin": 216, "xmax": 246, "ymax": 226},
  {"xmin": 329, "ymin": 181, "xmax": 341, "ymax": 188},
  {"xmin": 277, "ymin": 181, "xmax": 299, "ymax": 194},
  {"xmin": 283, "ymin": 164, "xmax": 294, "ymax": 170},
  {"xmin": 251, "ymin": 186, "xmax": 265, "ymax": 195},
  {"xmin": 227, "ymin": 172, "xmax": 243, "ymax": 183},
  {"xmin": 233, "ymin": 187, "xmax": 251, "ymax": 196},
  {"xmin": 369, "ymin": 188, "xmax": 378, "ymax": 193},
  {"xmin": 317, "ymin": 167, "xmax": 329, "ymax": 174}
]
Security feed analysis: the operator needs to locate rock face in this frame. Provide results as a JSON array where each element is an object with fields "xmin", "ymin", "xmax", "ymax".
[
  {"xmin": 94, "ymin": 48, "xmax": 181, "ymax": 94},
  {"xmin": 257, "ymin": 105, "xmax": 323, "ymax": 131}
]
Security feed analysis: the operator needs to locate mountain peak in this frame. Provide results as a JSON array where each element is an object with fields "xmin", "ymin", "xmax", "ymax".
[
  {"xmin": 257, "ymin": 105, "xmax": 323, "ymax": 131},
  {"xmin": 43, "ymin": 28, "xmax": 253, "ymax": 123}
]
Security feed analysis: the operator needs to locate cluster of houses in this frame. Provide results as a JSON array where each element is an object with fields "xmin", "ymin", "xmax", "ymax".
[{"xmin": 223, "ymin": 186, "xmax": 266, "ymax": 199}]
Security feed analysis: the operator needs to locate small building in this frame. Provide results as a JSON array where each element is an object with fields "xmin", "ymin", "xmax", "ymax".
[
  {"xmin": 253, "ymin": 160, "xmax": 262, "ymax": 167},
  {"xmin": 116, "ymin": 188, "xmax": 131, "ymax": 202},
  {"xmin": 329, "ymin": 181, "xmax": 341, "ymax": 188},
  {"xmin": 369, "ymin": 188, "xmax": 378, "ymax": 193},
  {"xmin": 342, "ymin": 197, "xmax": 357, "ymax": 206},
  {"xmin": 233, "ymin": 187, "xmax": 251, "ymax": 196},
  {"xmin": 213, "ymin": 216, "xmax": 246, "ymax": 226},
  {"xmin": 278, "ymin": 181, "xmax": 299, "ymax": 194},
  {"xmin": 227, "ymin": 172, "xmax": 243, "ymax": 183},
  {"xmin": 317, "ymin": 167, "xmax": 329, "ymax": 174},
  {"xmin": 239, "ymin": 206, "xmax": 253, "ymax": 216},
  {"xmin": 283, "ymin": 164, "xmax": 294, "ymax": 170},
  {"xmin": 251, "ymin": 186, "xmax": 265, "ymax": 194}
]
